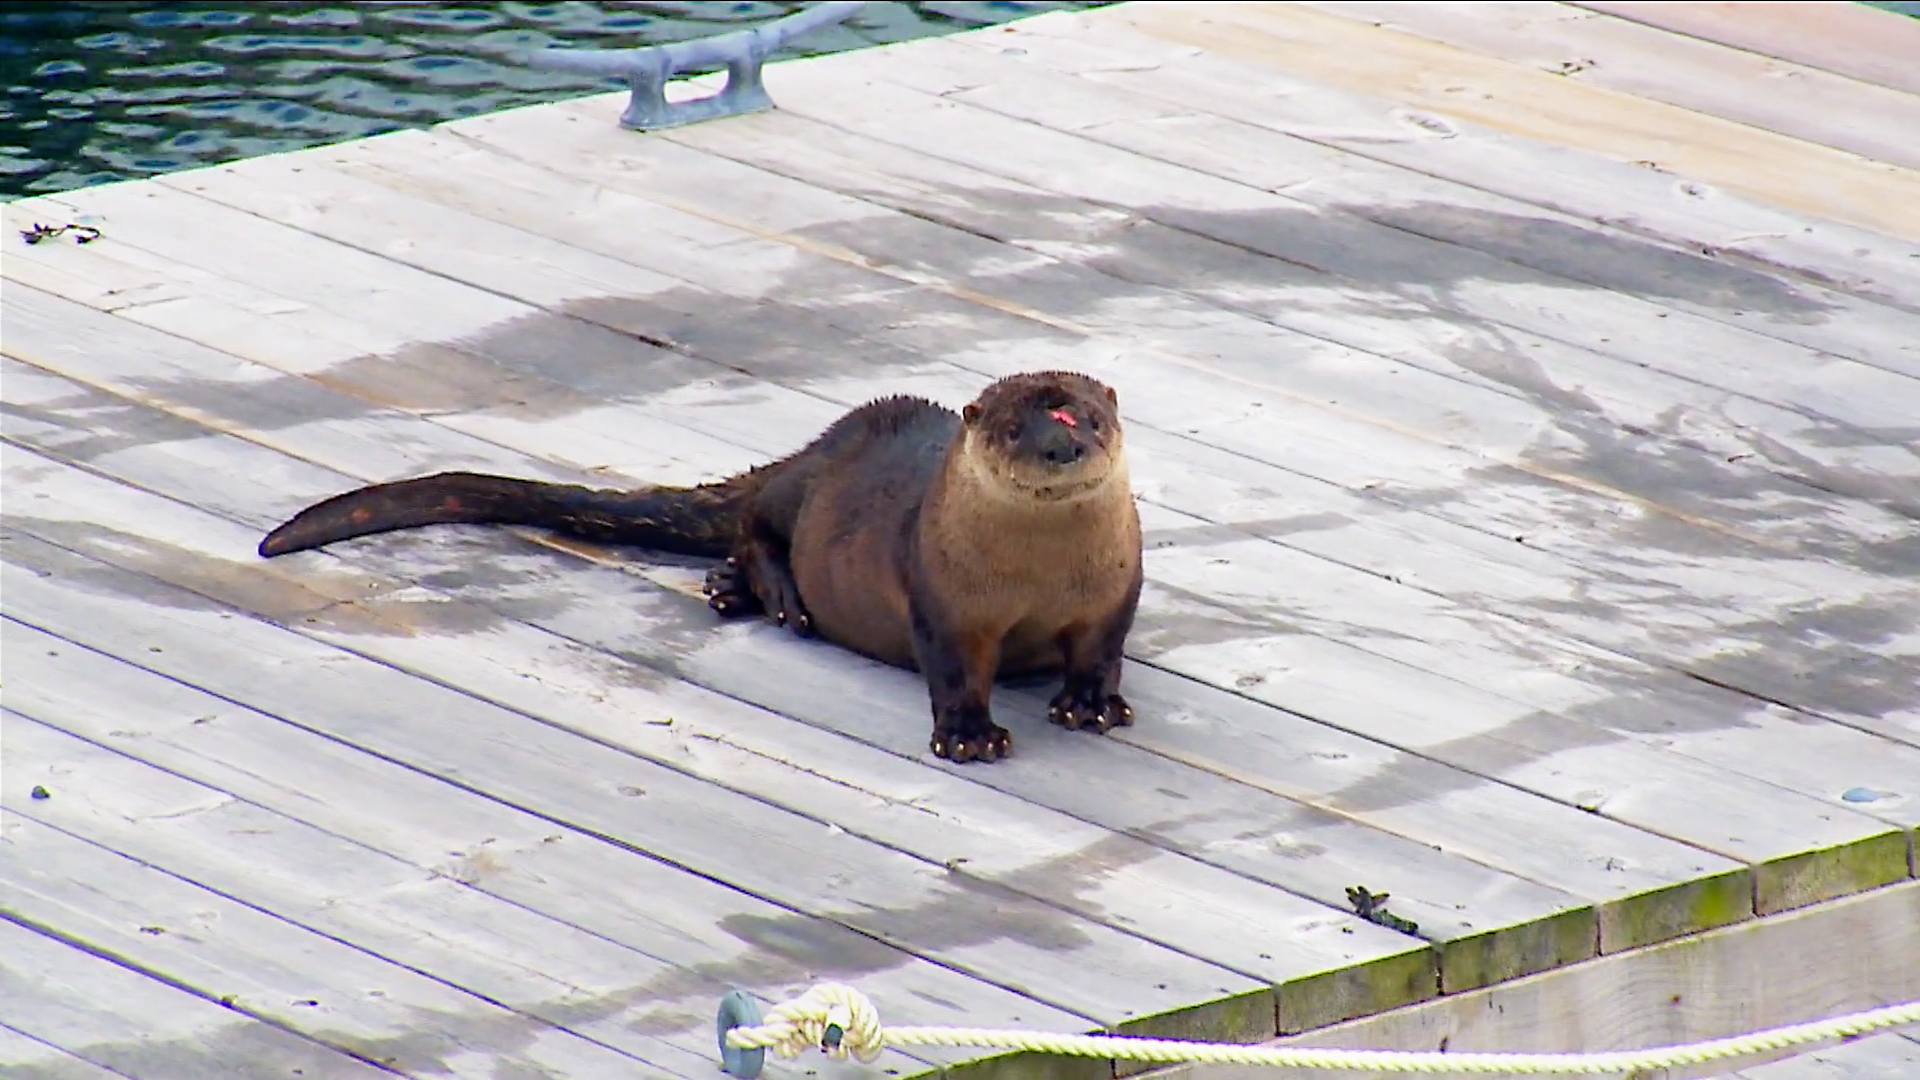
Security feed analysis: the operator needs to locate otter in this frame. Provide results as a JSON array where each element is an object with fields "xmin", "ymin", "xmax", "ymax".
[{"xmin": 258, "ymin": 371, "xmax": 1143, "ymax": 763}]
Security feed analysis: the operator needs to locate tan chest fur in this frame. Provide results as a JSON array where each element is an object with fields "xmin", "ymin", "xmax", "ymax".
[{"xmin": 920, "ymin": 452, "xmax": 1141, "ymax": 672}]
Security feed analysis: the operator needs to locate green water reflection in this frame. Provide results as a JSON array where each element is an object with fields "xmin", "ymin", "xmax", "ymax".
[{"xmin": 0, "ymin": 1, "xmax": 1105, "ymax": 199}]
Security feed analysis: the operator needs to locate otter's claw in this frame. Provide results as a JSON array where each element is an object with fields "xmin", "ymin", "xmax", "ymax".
[
  {"xmin": 705, "ymin": 554, "xmax": 813, "ymax": 636},
  {"xmin": 932, "ymin": 706, "xmax": 1013, "ymax": 764},
  {"xmin": 1047, "ymin": 686, "xmax": 1133, "ymax": 734},
  {"xmin": 703, "ymin": 557, "xmax": 763, "ymax": 620}
]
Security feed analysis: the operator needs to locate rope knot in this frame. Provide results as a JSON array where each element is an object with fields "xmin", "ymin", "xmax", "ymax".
[{"xmin": 729, "ymin": 983, "xmax": 886, "ymax": 1064}]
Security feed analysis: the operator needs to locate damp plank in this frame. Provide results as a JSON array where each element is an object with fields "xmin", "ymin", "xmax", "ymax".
[
  {"xmin": 736, "ymin": 34, "xmax": 1920, "ymax": 428},
  {"xmin": 0, "ymin": 635, "xmax": 1019, "ymax": 1080},
  {"xmin": 997, "ymin": 5, "xmax": 1920, "ymax": 315},
  {"xmin": 0, "ymin": 282, "xmax": 1787, "ymax": 976},
  {"xmin": 0, "ymin": 328, "xmax": 1895, "ymax": 1010},
  {"xmin": 0, "ymin": 452, "xmax": 1275, "ymax": 1056},
  {"xmin": 897, "ymin": 26, "xmax": 1920, "ymax": 387},
  {"xmin": 0, "ymin": 1025, "xmax": 134, "ymax": 1080},
  {"xmin": 0, "ymin": 611, "xmax": 1063, "ymax": 1080},
  {"xmin": 1, "ymin": 356, "xmax": 1589, "ymax": 1004},
  {"xmin": 0, "ymin": 521, "xmax": 1433, "ymax": 1039},
  {"xmin": 0, "ymin": 811, "xmax": 677, "ymax": 1080},
  {"xmin": 147, "ymin": 124, "xmax": 1920, "ymax": 749},
  {"xmin": 7, "ymin": 168, "xmax": 1912, "ymax": 941},
  {"xmin": 2, "ymin": 3, "xmax": 1917, "ymax": 1070},
  {"xmin": 0, "ymin": 911, "xmax": 397, "ymax": 1080},
  {"xmin": 243, "ymin": 111, "xmax": 1920, "ymax": 753},
  {"xmin": 1293, "ymin": 2, "xmax": 1920, "ymax": 172},
  {"xmin": 0, "ymin": 453, "xmax": 1433, "ymax": 1039}
]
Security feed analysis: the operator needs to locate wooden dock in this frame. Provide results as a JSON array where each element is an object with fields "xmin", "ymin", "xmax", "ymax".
[{"xmin": 4, "ymin": 2, "xmax": 1918, "ymax": 1077}]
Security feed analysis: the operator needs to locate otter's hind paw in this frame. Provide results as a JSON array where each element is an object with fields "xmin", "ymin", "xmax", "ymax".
[
  {"xmin": 703, "ymin": 558, "xmax": 764, "ymax": 619},
  {"xmin": 932, "ymin": 705, "xmax": 1012, "ymax": 764},
  {"xmin": 1048, "ymin": 685, "xmax": 1133, "ymax": 734},
  {"xmin": 703, "ymin": 555, "xmax": 813, "ymax": 636}
]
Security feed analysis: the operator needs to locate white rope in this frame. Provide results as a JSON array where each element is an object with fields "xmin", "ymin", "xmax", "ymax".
[{"xmin": 725, "ymin": 983, "xmax": 1920, "ymax": 1073}]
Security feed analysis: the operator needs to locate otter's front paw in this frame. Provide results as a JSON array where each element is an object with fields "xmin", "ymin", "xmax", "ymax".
[
  {"xmin": 931, "ymin": 705, "xmax": 1012, "ymax": 764},
  {"xmin": 702, "ymin": 558, "xmax": 764, "ymax": 619},
  {"xmin": 1048, "ymin": 683, "xmax": 1133, "ymax": 734}
]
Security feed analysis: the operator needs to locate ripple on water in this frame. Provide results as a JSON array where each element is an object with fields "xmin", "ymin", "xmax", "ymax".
[{"xmin": 0, "ymin": 1, "xmax": 1111, "ymax": 200}]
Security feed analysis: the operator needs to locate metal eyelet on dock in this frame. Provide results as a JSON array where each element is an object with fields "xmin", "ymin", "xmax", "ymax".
[{"xmin": 717, "ymin": 989, "xmax": 768, "ymax": 1079}]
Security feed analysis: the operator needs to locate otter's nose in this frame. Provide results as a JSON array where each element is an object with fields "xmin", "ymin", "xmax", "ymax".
[{"xmin": 1044, "ymin": 441, "xmax": 1086, "ymax": 465}]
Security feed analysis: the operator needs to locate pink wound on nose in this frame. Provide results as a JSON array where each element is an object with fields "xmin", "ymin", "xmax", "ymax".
[{"xmin": 1048, "ymin": 408, "xmax": 1078, "ymax": 427}]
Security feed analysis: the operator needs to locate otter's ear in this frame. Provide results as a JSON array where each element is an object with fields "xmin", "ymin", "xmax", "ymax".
[
  {"xmin": 1104, "ymin": 385, "xmax": 1118, "ymax": 406},
  {"xmin": 963, "ymin": 403, "xmax": 981, "ymax": 425}
]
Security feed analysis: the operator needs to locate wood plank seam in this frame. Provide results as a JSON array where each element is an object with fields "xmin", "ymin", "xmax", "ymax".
[
  {"xmin": 11, "ymin": 365, "xmax": 1889, "ymax": 999},
  {"xmin": 7, "ymin": 259, "xmax": 1904, "ymax": 926},
  {"xmin": 334, "ymin": 131, "xmax": 1920, "ymax": 735},
  {"xmin": 986, "ymin": 8, "xmax": 1920, "ymax": 317},
  {"xmin": 0, "ymin": 904, "xmax": 412, "ymax": 1078},
  {"xmin": 0, "ymin": 431, "xmax": 1564, "ymax": 997}
]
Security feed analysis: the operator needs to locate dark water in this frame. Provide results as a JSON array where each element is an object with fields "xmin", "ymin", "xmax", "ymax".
[{"xmin": 0, "ymin": 1, "xmax": 1105, "ymax": 200}]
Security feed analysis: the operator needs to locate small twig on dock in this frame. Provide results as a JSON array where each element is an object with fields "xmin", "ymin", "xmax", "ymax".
[{"xmin": 20, "ymin": 222, "xmax": 102, "ymax": 246}]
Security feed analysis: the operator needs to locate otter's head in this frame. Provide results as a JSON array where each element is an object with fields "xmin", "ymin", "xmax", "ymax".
[{"xmin": 961, "ymin": 371, "xmax": 1125, "ymax": 502}]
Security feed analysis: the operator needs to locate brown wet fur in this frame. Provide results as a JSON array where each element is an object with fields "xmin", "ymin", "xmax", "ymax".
[{"xmin": 258, "ymin": 371, "xmax": 1143, "ymax": 764}]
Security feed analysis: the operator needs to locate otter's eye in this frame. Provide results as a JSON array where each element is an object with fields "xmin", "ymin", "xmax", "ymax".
[
  {"xmin": 1088, "ymin": 415, "xmax": 1102, "ymax": 432},
  {"xmin": 1004, "ymin": 424, "xmax": 1023, "ymax": 442}
]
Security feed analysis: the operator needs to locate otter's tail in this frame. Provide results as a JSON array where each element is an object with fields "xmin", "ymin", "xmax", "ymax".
[{"xmin": 257, "ymin": 471, "xmax": 748, "ymax": 559}]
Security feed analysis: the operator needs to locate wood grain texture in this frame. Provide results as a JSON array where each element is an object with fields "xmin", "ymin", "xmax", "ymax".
[
  {"xmin": 1149, "ymin": 879, "xmax": 1920, "ymax": 1079},
  {"xmin": 0, "ymin": 571, "xmax": 1109, "ymax": 1080},
  {"xmin": 0, "ymin": 446, "xmax": 1272, "ymax": 1056},
  {"xmin": 1297, "ymin": 2, "xmax": 1920, "ymax": 171},
  {"xmin": 1098, "ymin": 2, "xmax": 1920, "ymax": 243},
  {"xmin": 7, "ymin": 130, "xmax": 1912, "ymax": 960},
  {"xmin": 1001, "ymin": 5, "xmax": 1920, "ymax": 314},
  {"xmin": 1732, "ymin": 1026, "xmax": 1920, "ymax": 1079},
  {"xmin": 0, "ymin": 808, "xmax": 675, "ymax": 1080},
  {"xmin": 3, "ymin": 6, "xmax": 1916, "ymax": 1068},
  {"xmin": 1572, "ymin": 1, "xmax": 1920, "ymax": 96},
  {"xmin": 0, "ymin": 328, "xmax": 1586, "ymax": 1001},
  {"xmin": 0, "ymin": 909, "xmax": 399, "ymax": 1080}
]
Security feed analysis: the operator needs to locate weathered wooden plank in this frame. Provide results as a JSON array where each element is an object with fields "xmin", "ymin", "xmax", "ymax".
[
  {"xmin": 0, "ymin": 432, "xmax": 1442, "ymax": 1024},
  {"xmin": 1295, "ymin": 2, "xmax": 1920, "ymax": 172},
  {"xmin": 11, "ymin": 185, "xmax": 1916, "ymax": 888},
  {"xmin": 7, "ymin": 216, "xmax": 1912, "ymax": 926},
  {"xmin": 0, "ymin": 198, "xmax": 772, "ymax": 491},
  {"xmin": 1149, "ymin": 879, "xmax": 1920, "ymax": 1080},
  {"xmin": 0, "ymin": 711, "xmax": 956, "ymax": 1080},
  {"xmin": 1733, "ymin": 1028, "xmax": 1920, "ymax": 1080},
  {"xmin": 912, "ymin": 25, "xmax": 1920, "ymax": 387},
  {"xmin": 7, "ymin": 399, "xmax": 1881, "ymax": 1006},
  {"xmin": 1098, "ymin": 1, "xmax": 1920, "ymax": 243},
  {"xmin": 996, "ymin": 6, "xmax": 1920, "ymax": 315},
  {"xmin": 212, "ymin": 120, "xmax": 1920, "ymax": 539},
  {"xmin": 1, "ymin": 389, "xmax": 1590, "ymax": 1003},
  {"xmin": 11, "ymin": 111, "xmax": 1904, "ymax": 957},
  {"xmin": 622, "ymin": 100, "xmax": 1920, "ymax": 543},
  {"xmin": 0, "ymin": 516, "xmax": 1269, "ymax": 1058},
  {"xmin": 0, "ymin": 528, "xmax": 1437, "ymax": 1039},
  {"xmin": 349, "ymin": 102, "xmax": 1920, "ymax": 737},
  {"xmin": 3, "ymin": 301, "xmax": 1798, "ymax": 973},
  {"xmin": 0, "ymin": 812, "xmax": 676, "ymax": 1080},
  {"xmin": 0, "ymin": 629, "xmax": 1102, "ymax": 1080},
  {"xmin": 0, "ymin": 1023, "xmax": 133, "ymax": 1080},
  {"xmin": 747, "ymin": 32, "xmax": 1920, "ymax": 426},
  {"xmin": 1571, "ymin": 1, "xmax": 1920, "ymax": 96},
  {"xmin": 0, "ymin": 909, "xmax": 397, "ymax": 1080},
  {"xmin": 298, "ymin": 116, "xmax": 1920, "ymax": 597}
]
